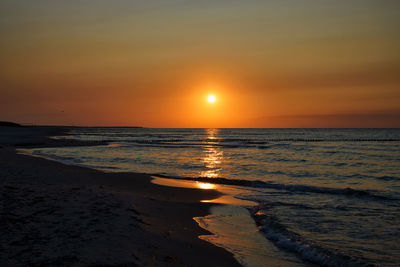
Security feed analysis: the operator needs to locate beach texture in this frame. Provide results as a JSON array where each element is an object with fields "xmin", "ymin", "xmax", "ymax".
[{"xmin": 0, "ymin": 126, "xmax": 240, "ymax": 266}]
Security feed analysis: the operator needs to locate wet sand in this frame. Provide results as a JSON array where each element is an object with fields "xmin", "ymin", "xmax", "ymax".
[{"xmin": 0, "ymin": 126, "xmax": 241, "ymax": 266}]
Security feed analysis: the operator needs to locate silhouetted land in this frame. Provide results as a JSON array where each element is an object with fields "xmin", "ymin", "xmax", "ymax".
[{"xmin": 0, "ymin": 121, "xmax": 22, "ymax": 127}]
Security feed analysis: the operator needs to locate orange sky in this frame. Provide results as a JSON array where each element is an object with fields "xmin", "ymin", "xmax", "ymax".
[{"xmin": 1, "ymin": 1, "xmax": 399, "ymax": 127}]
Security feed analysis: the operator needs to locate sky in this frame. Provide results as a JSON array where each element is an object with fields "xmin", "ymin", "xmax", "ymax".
[{"xmin": 1, "ymin": 0, "xmax": 399, "ymax": 127}]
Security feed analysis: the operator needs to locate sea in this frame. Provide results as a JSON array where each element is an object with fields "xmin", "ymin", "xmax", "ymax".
[{"xmin": 20, "ymin": 128, "xmax": 400, "ymax": 266}]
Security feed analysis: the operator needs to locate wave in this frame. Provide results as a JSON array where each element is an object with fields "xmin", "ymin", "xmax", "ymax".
[
  {"xmin": 31, "ymin": 150, "xmax": 84, "ymax": 164},
  {"xmin": 67, "ymin": 132, "xmax": 400, "ymax": 146},
  {"xmin": 21, "ymin": 145, "xmax": 397, "ymax": 203},
  {"xmin": 122, "ymin": 137, "xmax": 400, "ymax": 144},
  {"xmin": 376, "ymin": 175, "xmax": 399, "ymax": 181},
  {"xmin": 249, "ymin": 204, "xmax": 370, "ymax": 267},
  {"xmin": 23, "ymin": 148, "xmax": 396, "ymax": 202},
  {"xmin": 21, "ymin": 150, "xmax": 125, "ymax": 173},
  {"xmin": 152, "ymin": 174, "xmax": 396, "ymax": 201}
]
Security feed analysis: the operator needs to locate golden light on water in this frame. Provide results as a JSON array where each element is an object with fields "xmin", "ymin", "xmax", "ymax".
[
  {"xmin": 196, "ymin": 182, "xmax": 216, "ymax": 190},
  {"xmin": 201, "ymin": 129, "xmax": 223, "ymax": 178},
  {"xmin": 201, "ymin": 146, "xmax": 222, "ymax": 178},
  {"xmin": 151, "ymin": 176, "xmax": 256, "ymax": 205}
]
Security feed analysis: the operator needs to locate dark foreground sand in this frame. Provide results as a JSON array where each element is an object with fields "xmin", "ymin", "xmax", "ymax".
[{"xmin": 0, "ymin": 126, "xmax": 241, "ymax": 266}]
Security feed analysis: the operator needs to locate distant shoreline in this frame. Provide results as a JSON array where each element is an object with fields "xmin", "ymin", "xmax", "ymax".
[{"xmin": 0, "ymin": 121, "xmax": 22, "ymax": 127}]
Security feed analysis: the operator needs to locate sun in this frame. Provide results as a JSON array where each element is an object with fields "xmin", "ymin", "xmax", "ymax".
[{"xmin": 208, "ymin": 94, "xmax": 216, "ymax": 103}]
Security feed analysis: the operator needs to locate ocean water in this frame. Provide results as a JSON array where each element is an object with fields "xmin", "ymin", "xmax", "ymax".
[{"xmin": 22, "ymin": 128, "xmax": 400, "ymax": 266}]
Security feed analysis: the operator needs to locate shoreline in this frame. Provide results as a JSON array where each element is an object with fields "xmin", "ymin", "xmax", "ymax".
[{"xmin": 0, "ymin": 126, "xmax": 241, "ymax": 266}]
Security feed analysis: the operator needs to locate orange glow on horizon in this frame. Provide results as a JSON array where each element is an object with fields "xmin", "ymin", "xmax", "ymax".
[{"xmin": 1, "ymin": 1, "xmax": 399, "ymax": 128}]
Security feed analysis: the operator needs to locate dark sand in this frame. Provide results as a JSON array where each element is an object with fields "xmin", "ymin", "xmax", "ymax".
[{"xmin": 0, "ymin": 126, "xmax": 241, "ymax": 266}]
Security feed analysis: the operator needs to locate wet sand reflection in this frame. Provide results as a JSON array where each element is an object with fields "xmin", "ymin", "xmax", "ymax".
[{"xmin": 151, "ymin": 177, "xmax": 255, "ymax": 206}]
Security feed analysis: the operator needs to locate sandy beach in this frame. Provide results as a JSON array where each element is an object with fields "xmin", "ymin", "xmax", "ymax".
[{"xmin": 0, "ymin": 126, "xmax": 241, "ymax": 266}]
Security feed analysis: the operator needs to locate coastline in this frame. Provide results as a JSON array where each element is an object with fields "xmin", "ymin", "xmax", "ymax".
[{"xmin": 0, "ymin": 126, "xmax": 241, "ymax": 266}]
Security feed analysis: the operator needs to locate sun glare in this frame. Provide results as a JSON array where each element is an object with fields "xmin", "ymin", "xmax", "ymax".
[
  {"xmin": 196, "ymin": 182, "xmax": 216, "ymax": 190},
  {"xmin": 208, "ymin": 95, "xmax": 216, "ymax": 103}
]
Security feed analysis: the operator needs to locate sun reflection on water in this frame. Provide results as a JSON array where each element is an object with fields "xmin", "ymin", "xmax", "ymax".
[
  {"xmin": 196, "ymin": 182, "xmax": 216, "ymax": 190},
  {"xmin": 201, "ymin": 129, "xmax": 223, "ymax": 178}
]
